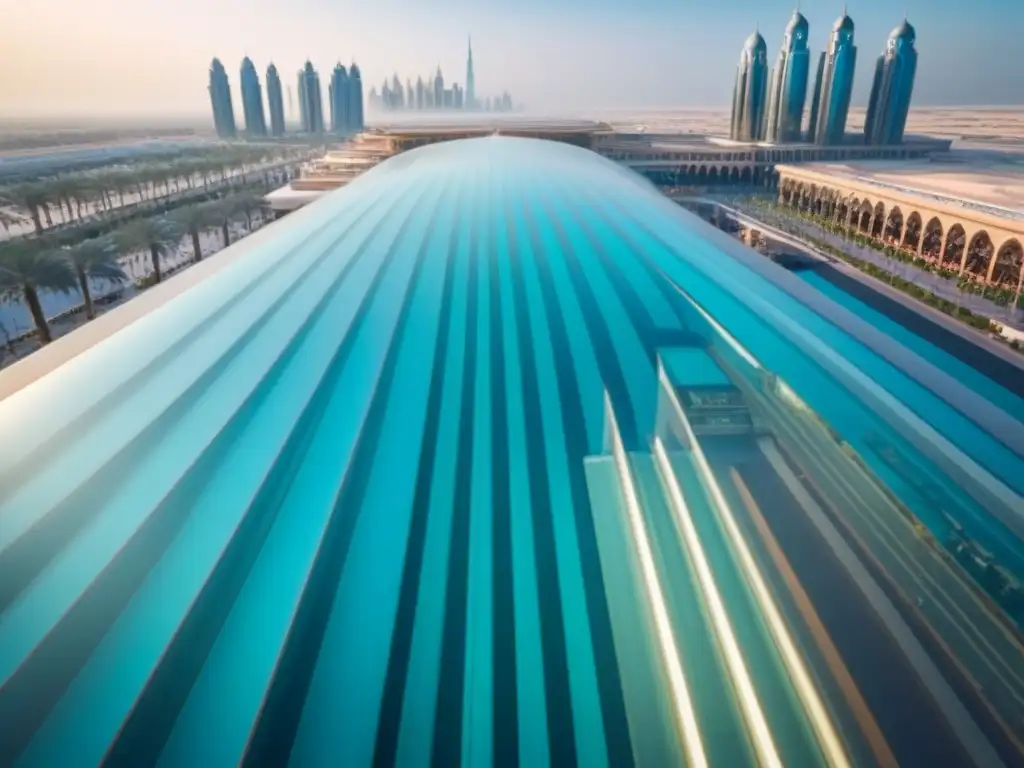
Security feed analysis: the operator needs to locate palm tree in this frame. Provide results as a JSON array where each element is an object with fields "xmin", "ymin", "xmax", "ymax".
[
  {"xmin": 115, "ymin": 216, "xmax": 182, "ymax": 284},
  {"xmin": 216, "ymin": 200, "xmax": 234, "ymax": 249},
  {"xmin": 62, "ymin": 236, "xmax": 127, "ymax": 320},
  {"xmin": 230, "ymin": 190, "xmax": 266, "ymax": 231},
  {"xmin": 0, "ymin": 182, "xmax": 49, "ymax": 235},
  {"xmin": 0, "ymin": 208, "xmax": 25, "ymax": 235},
  {"xmin": 170, "ymin": 203, "xmax": 219, "ymax": 264},
  {"xmin": 0, "ymin": 242, "xmax": 76, "ymax": 344},
  {"xmin": 49, "ymin": 176, "xmax": 84, "ymax": 223}
]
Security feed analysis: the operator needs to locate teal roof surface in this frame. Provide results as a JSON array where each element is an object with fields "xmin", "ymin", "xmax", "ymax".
[
  {"xmin": 0, "ymin": 137, "xmax": 1022, "ymax": 767},
  {"xmin": 660, "ymin": 347, "xmax": 732, "ymax": 389}
]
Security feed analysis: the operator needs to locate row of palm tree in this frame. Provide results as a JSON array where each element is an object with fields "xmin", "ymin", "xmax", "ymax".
[
  {"xmin": 0, "ymin": 144, "xmax": 311, "ymax": 238},
  {"xmin": 0, "ymin": 190, "xmax": 269, "ymax": 345}
]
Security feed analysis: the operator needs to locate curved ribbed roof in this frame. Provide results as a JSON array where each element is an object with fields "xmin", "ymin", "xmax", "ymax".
[{"xmin": 0, "ymin": 138, "xmax": 1022, "ymax": 766}]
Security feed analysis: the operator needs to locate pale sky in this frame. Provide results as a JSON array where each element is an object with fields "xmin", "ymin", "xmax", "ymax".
[{"xmin": 1, "ymin": 0, "xmax": 1021, "ymax": 120}]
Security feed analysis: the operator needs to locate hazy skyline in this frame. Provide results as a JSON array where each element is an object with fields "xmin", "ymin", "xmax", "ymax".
[{"xmin": 2, "ymin": 0, "xmax": 1021, "ymax": 119}]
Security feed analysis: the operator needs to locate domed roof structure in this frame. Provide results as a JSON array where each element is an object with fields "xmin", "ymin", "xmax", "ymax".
[
  {"xmin": 785, "ymin": 10, "xmax": 809, "ymax": 37},
  {"xmin": 833, "ymin": 10, "xmax": 854, "ymax": 32},
  {"xmin": 0, "ymin": 137, "xmax": 1020, "ymax": 767},
  {"xmin": 889, "ymin": 17, "xmax": 916, "ymax": 41},
  {"xmin": 743, "ymin": 29, "xmax": 767, "ymax": 52}
]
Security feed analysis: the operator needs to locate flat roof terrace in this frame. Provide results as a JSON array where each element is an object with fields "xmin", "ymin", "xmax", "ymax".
[{"xmin": 781, "ymin": 158, "xmax": 1024, "ymax": 222}]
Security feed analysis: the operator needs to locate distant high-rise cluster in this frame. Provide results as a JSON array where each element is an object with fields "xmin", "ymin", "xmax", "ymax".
[
  {"xmin": 730, "ymin": 10, "xmax": 918, "ymax": 146},
  {"xmin": 368, "ymin": 37, "xmax": 515, "ymax": 113},
  {"xmin": 206, "ymin": 56, "xmax": 365, "ymax": 138}
]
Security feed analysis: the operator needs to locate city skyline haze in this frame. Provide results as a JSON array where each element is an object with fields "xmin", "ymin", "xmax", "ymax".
[{"xmin": 1, "ymin": 0, "xmax": 1021, "ymax": 120}]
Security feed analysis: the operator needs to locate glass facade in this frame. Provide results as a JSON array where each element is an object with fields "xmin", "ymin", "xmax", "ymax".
[
  {"xmin": 266, "ymin": 63, "xmax": 286, "ymax": 137},
  {"xmin": 207, "ymin": 58, "xmax": 236, "ymax": 139},
  {"xmin": 811, "ymin": 14, "xmax": 857, "ymax": 145},
  {"xmin": 765, "ymin": 12, "xmax": 810, "ymax": 144},
  {"xmin": 298, "ymin": 61, "xmax": 324, "ymax": 135},
  {"xmin": 865, "ymin": 20, "xmax": 918, "ymax": 145},
  {"xmin": 329, "ymin": 63, "xmax": 350, "ymax": 134},
  {"xmin": 349, "ymin": 64, "xmax": 365, "ymax": 132},
  {"xmin": 730, "ymin": 32, "xmax": 769, "ymax": 142},
  {"xmin": 0, "ymin": 138, "xmax": 1022, "ymax": 766},
  {"xmin": 240, "ymin": 57, "xmax": 267, "ymax": 138}
]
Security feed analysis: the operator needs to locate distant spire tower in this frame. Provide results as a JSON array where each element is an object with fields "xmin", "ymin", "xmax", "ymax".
[{"xmin": 466, "ymin": 35, "xmax": 476, "ymax": 109}]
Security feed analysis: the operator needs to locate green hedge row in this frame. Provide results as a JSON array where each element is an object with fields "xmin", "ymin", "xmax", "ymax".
[
  {"xmin": 747, "ymin": 198, "xmax": 1024, "ymax": 309},
  {"xmin": 736, "ymin": 199, "xmax": 1024, "ymax": 352}
]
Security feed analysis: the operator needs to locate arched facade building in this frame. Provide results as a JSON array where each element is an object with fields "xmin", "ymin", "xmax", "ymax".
[{"xmin": 776, "ymin": 165, "xmax": 1024, "ymax": 291}]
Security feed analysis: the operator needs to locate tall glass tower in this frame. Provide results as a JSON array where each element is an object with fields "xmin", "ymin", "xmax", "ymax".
[
  {"xmin": 434, "ymin": 67, "xmax": 444, "ymax": 111},
  {"xmin": 391, "ymin": 75, "xmax": 405, "ymax": 110},
  {"xmin": 239, "ymin": 57, "xmax": 267, "ymax": 137},
  {"xmin": 208, "ymin": 58, "xmax": 236, "ymax": 139},
  {"xmin": 808, "ymin": 11, "xmax": 857, "ymax": 145},
  {"xmin": 466, "ymin": 36, "xmax": 476, "ymax": 109},
  {"xmin": 730, "ymin": 30, "xmax": 769, "ymax": 142},
  {"xmin": 764, "ymin": 11, "xmax": 810, "ymax": 144},
  {"xmin": 298, "ymin": 61, "xmax": 324, "ymax": 134},
  {"xmin": 329, "ymin": 64, "xmax": 350, "ymax": 134},
  {"xmin": 349, "ymin": 63, "xmax": 364, "ymax": 131},
  {"xmin": 865, "ymin": 18, "xmax": 918, "ymax": 145},
  {"xmin": 266, "ymin": 64, "xmax": 286, "ymax": 137}
]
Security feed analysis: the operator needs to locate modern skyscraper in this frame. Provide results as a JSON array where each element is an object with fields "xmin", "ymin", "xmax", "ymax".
[
  {"xmin": 453, "ymin": 84, "xmax": 463, "ymax": 109},
  {"xmin": 808, "ymin": 11, "xmax": 857, "ymax": 145},
  {"xmin": 298, "ymin": 61, "xmax": 324, "ymax": 134},
  {"xmin": 349, "ymin": 63, "xmax": 364, "ymax": 130},
  {"xmin": 865, "ymin": 18, "xmax": 918, "ymax": 145},
  {"xmin": 381, "ymin": 79, "xmax": 392, "ymax": 109},
  {"xmin": 208, "ymin": 58, "xmax": 237, "ymax": 139},
  {"xmin": 730, "ymin": 30, "xmax": 769, "ymax": 142},
  {"xmin": 425, "ymin": 81, "xmax": 434, "ymax": 109},
  {"xmin": 764, "ymin": 11, "xmax": 810, "ymax": 143},
  {"xmin": 416, "ymin": 77, "xmax": 425, "ymax": 110},
  {"xmin": 329, "ymin": 63, "xmax": 350, "ymax": 133},
  {"xmin": 466, "ymin": 36, "xmax": 476, "ymax": 109},
  {"xmin": 239, "ymin": 57, "xmax": 267, "ymax": 137},
  {"xmin": 391, "ymin": 75, "xmax": 405, "ymax": 109},
  {"xmin": 807, "ymin": 53, "xmax": 826, "ymax": 142},
  {"xmin": 266, "ymin": 63, "xmax": 286, "ymax": 136},
  {"xmin": 434, "ymin": 67, "xmax": 444, "ymax": 111}
]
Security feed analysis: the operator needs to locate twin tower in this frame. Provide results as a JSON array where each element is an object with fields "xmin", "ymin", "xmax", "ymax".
[{"xmin": 730, "ymin": 10, "xmax": 918, "ymax": 147}]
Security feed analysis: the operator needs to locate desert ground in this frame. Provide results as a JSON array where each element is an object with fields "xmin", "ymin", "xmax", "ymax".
[{"xmin": 589, "ymin": 106, "xmax": 1024, "ymax": 147}]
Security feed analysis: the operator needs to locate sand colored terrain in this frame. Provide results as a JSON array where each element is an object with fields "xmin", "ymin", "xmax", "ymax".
[{"xmin": 591, "ymin": 106, "xmax": 1024, "ymax": 147}]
